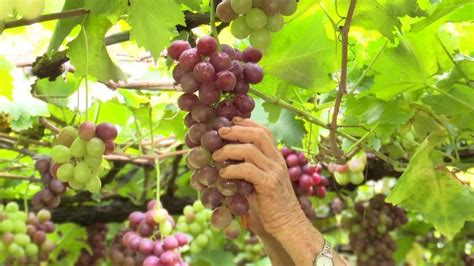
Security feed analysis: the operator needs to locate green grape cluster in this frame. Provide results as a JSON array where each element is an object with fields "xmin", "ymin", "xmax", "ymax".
[
  {"xmin": 0, "ymin": 203, "xmax": 55, "ymax": 265},
  {"xmin": 234, "ymin": 232, "xmax": 265, "ymax": 264},
  {"xmin": 216, "ymin": 0, "xmax": 297, "ymax": 50},
  {"xmin": 51, "ymin": 121, "xmax": 118, "ymax": 193},
  {"xmin": 176, "ymin": 201, "xmax": 225, "ymax": 254},
  {"xmin": 0, "ymin": 0, "xmax": 45, "ymax": 22},
  {"xmin": 330, "ymin": 152, "xmax": 367, "ymax": 186}
]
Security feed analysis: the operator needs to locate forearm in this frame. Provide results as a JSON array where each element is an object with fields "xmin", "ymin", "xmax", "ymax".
[
  {"xmin": 274, "ymin": 216, "xmax": 348, "ymax": 266},
  {"xmin": 258, "ymin": 233, "xmax": 294, "ymax": 266}
]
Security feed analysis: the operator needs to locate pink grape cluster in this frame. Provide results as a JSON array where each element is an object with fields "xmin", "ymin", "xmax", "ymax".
[
  {"xmin": 75, "ymin": 223, "xmax": 107, "ymax": 266},
  {"xmin": 281, "ymin": 147, "xmax": 329, "ymax": 221},
  {"xmin": 0, "ymin": 203, "xmax": 55, "ymax": 265},
  {"xmin": 168, "ymin": 36, "xmax": 263, "ymax": 237},
  {"xmin": 49, "ymin": 122, "xmax": 118, "ymax": 193},
  {"xmin": 31, "ymin": 156, "xmax": 67, "ymax": 209},
  {"xmin": 108, "ymin": 201, "xmax": 188, "ymax": 266}
]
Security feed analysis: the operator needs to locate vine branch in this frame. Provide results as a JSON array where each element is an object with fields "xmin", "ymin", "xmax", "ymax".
[
  {"xmin": 0, "ymin": 173, "xmax": 40, "ymax": 183},
  {"xmin": 3, "ymin": 8, "xmax": 90, "ymax": 30},
  {"xmin": 330, "ymin": 0, "xmax": 357, "ymax": 163}
]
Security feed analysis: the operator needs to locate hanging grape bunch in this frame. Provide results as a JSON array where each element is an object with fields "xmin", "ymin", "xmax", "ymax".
[
  {"xmin": 50, "ymin": 122, "xmax": 118, "ymax": 193},
  {"xmin": 108, "ymin": 200, "xmax": 188, "ymax": 266},
  {"xmin": 281, "ymin": 147, "xmax": 329, "ymax": 220},
  {"xmin": 234, "ymin": 232, "xmax": 265, "ymax": 265},
  {"xmin": 75, "ymin": 223, "xmax": 108, "ymax": 266},
  {"xmin": 31, "ymin": 156, "xmax": 67, "ymax": 209},
  {"xmin": 168, "ymin": 36, "xmax": 263, "ymax": 237},
  {"xmin": 330, "ymin": 152, "xmax": 367, "ymax": 185},
  {"xmin": 217, "ymin": 0, "xmax": 297, "ymax": 50},
  {"xmin": 0, "ymin": 203, "xmax": 56, "ymax": 265},
  {"xmin": 346, "ymin": 194, "xmax": 408, "ymax": 265}
]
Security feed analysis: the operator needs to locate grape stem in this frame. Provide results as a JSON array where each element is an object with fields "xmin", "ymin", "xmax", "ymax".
[
  {"xmin": 329, "ymin": 0, "xmax": 357, "ymax": 164},
  {"xmin": 210, "ymin": 0, "xmax": 220, "ymax": 45}
]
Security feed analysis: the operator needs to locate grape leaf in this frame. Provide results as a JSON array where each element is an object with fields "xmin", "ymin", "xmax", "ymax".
[
  {"xmin": 0, "ymin": 56, "xmax": 14, "ymax": 100},
  {"xmin": 386, "ymin": 135, "xmax": 474, "ymax": 239},
  {"xmin": 260, "ymin": 4, "xmax": 335, "ymax": 91},
  {"xmin": 411, "ymin": 0, "xmax": 474, "ymax": 32},
  {"xmin": 129, "ymin": 0, "xmax": 185, "ymax": 61},
  {"xmin": 84, "ymin": 0, "xmax": 128, "ymax": 22},
  {"xmin": 67, "ymin": 15, "xmax": 127, "ymax": 82},
  {"xmin": 35, "ymin": 73, "xmax": 80, "ymax": 107},
  {"xmin": 47, "ymin": 0, "xmax": 85, "ymax": 52},
  {"xmin": 177, "ymin": 0, "xmax": 201, "ymax": 11},
  {"xmin": 270, "ymin": 110, "xmax": 306, "ymax": 147}
]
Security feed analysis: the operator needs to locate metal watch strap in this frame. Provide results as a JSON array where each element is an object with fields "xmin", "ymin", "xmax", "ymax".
[{"xmin": 313, "ymin": 240, "xmax": 334, "ymax": 266}]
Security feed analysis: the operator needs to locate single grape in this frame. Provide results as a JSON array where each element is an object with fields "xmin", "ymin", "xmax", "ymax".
[
  {"xmin": 74, "ymin": 162, "xmax": 92, "ymax": 183},
  {"xmin": 184, "ymin": 113, "xmax": 197, "ymax": 128},
  {"xmin": 57, "ymin": 126, "xmax": 78, "ymax": 147},
  {"xmin": 199, "ymin": 83, "xmax": 221, "ymax": 105},
  {"xmin": 70, "ymin": 138, "xmax": 87, "ymax": 158},
  {"xmin": 95, "ymin": 122, "xmax": 118, "ymax": 141},
  {"xmin": 233, "ymin": 93, "xmax": 255, "ymax": 113},
  {"xmin": 180, "ymin": 72, "xmax": 200, "ymax": 93},
  {"xmin": 163, "ymin": 236, "xmax": 179, "ymax": 250},
  {"xmin": 249, "ymin": 28, "xmax": 272, "ymax": 50},
  {"xmin": 220, "ymin": 44, "xmax": 236, "ymax": 59},
  {"xmin": 143, "ymin": 255, "xmax": 160, "ymax": 266},
  {"xmin": 243, "ymin": 62, "xmax": 264, "ymax": 84},
  {"xmin": 350, "ymin": 172, "xmax": 365, "ymax": 185},
  {"xmin": 167, "ymin": 40, "xmax": 191, "ymax": 60},
  {"xmin": 231, "ymin": 16, "xmax": 251, "ymax": 39},
  {"xmin": 348, "ymin": 158, "xmax": 365, "ymax": 173},
  {"xmin": 281, "ymin": 0, "xmax": 297, "ymax": 16},
  {"xmin": 234, "ymin": 79, "xmax": 250, "ymax": 94},
  {"xmin": 172, "ymin": 64, "xmax": 187, "ymax": 83},
  {"xmin": 56, "ymin": 163, "xmax": 74, "ymax": 182},
  {"xmin": 299, "ymin": 174, "xmax": 313, "ymax": 190},
  {"xmin": 34, "ymin": 157, "xmax": 51, "ymax": 174},
  {"xmin": 210, "ymin": 206, "xmax": 232, "ymax": 229},
  {"xmin": 85, "ymin": 175, "xmax": 101, "ymax": 193},
  {"xmin": 197, "ymin": 166, "xmax": 219, "ymax": 186},
  {"xmin": 216, "ymin": 100, "xmax": 238, "ymax": 120},
  {"xmin": 223, "ymin": 220, "xmax": 241, "ymax": 239},
  {"xmin": 215, "ymin": 71, "xmax": 237, "ymax": 92},
  {"xmin": 197, "ymin": 36, "xmax": 217, "ymax": 56},
  {"xmin": 200, "ymin": 130, "xmax": 223, "ymax": 152},
  {"xmin": 178, "ymin": 93, "xmax": 199, "ymax": 111},
  {"xmin": 242, "ymin": 47, "xmax": 263, "ymax": 63},
  {"xmin": 209, "ymin": 52, "xmax": 232, "ymax": 72},
  {"xmin": 187, "ymin": 147, "xmax": 212, "ymax": 169},
  {"xmin": 178, "ymin": 48, "xmax": 200, "ymax": 71},
  {"xmin": 216, "ymin": 0, "xmax": 239, "ymax": 22},
  {"xmin": 193, "ymin": 62, "xmax": 216, "ymax": 83},
  {"xmin": 237, "ymin": 180, "xmax": 254, "ymax": 195},
  {"xmin": 228, "ymin": 193, "xmax": 249, "ymax": 216},
  {"xmin": 49, "ymin": 179, "xmax": 66, "ymax": 194},
  {"xmin": 86, "ymin": 137, "xmax": 106, "ymax": 157},
  {"xmin": 266, "ymin": 13, "xmax": 284, "ymax": 32},
  {"xmin": 245, "ymin": 8, "xmax": 268, "ymax": 30},
  {"xmin": 228, "ymin": 60, "xmax": 244, "ymax": 78},
  {"xmin": 139, "ymin": 238, "xmax": 154, "ymax": 254},
  {"xmin": 78, "ymin": 121, "xmax": 96, "ymax": 140},
  {"xmin": 231, "ymin": 0, "xmax": 252, "ymax": 14},
  {"xmin": 104, "ymin": 141, "xmax": 115, "ymax": 154},
  {"xmin": 216, "ymin": 178, "xmax": 239, "ymax": 196},
  {"xmin": 262, "ymin": 0, "xmax": 284, "ymax": 15},
  {"xmin": 285, "ymin": 154, "xmax": 299, "ymax": 167},
  {"xmin": 212, "ymin": 117, "xmax": 231, "ymax": 130},
  {"xmin": 188, "ymin": 123, "xmax": 208, "ymax": 144},
  {"xmin": 51, "ymin": 145, "xmax": 71, "ymax": 164},
  {"xmin": 200, "ymin": 187, "xmax": 225, "ymax": 209},
  {"xmin": 334, "ymin": 172, "xmax": 350, "ymax": 185},
  {"xmin": 191, "ymin": 103, "xmax": 214, "ymax": 123}
]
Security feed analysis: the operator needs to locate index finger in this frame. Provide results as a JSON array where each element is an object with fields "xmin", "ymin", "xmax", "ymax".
[{"xmin": 232, "ymin": 117, "xmax": 272, "ymax": 137}]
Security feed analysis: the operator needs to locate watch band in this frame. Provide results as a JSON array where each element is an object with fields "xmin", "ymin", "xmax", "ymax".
[{"xmin": 313, "ymin": 240, "xmax": 334, "ymax": 266}]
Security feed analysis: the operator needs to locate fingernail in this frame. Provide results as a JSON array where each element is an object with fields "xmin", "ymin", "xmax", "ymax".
[
  {"xmin": 219, "ymin": 127, "xmax": 230, "ymax": 134},
  {"xmin": 233, "ymin": 117, "xmax": 243, "ymax": 123}
]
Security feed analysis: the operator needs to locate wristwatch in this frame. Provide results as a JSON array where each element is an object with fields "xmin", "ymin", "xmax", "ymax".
[{"xmin": 313, "ymin": 240, "xmax": 334, "ymax": 266}]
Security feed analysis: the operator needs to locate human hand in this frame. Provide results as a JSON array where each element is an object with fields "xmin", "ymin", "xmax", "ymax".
[{"xmin": 212, "ymin": 117, "xmax": 307, "ymax": 236}]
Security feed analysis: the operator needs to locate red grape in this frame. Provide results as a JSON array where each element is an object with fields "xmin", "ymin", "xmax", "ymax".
[
  {"xmin": 197, "ymin": 36, "xmax": 217, "ymax": 56},
  {"xmin": 178, "ymin": 48, "xmax": 200, "ymax": 71},
  {"xmin": 167, "ymin": 40, "xmax": 191, "ymax": 60}
]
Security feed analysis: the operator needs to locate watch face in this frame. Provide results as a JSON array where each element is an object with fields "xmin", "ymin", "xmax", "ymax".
[{"xmin": 316, "ymin": 256, "xmax": 333, "ymax": 266}]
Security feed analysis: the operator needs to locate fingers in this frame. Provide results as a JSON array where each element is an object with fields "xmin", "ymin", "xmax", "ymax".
[
  {"xmin": 213, "ymin": 144, "xmax": 272, "ymax": 170},
  {"xmin": 232, "ymin": 117, "xmax": 272, "ymax": 137},
  {"xmin": 219, "ymin": 162, "xmax": 268, "ymax": 187},
  {"xmin": 218, "ymin": 125, "xmax": 280, "ymax": 160}
]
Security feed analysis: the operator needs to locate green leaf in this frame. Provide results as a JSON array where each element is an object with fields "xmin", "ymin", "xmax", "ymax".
[
  {"xmin": 48, "ymin": 0, "xmax": 86, "ymax": 52},
  {"xmin": 270, "ymin": 109, "xmax": 306, "ymax": 147},
  {"xmin": 386, "ymin": 137, "xmax": 474, "ymax": 239},
  {"xmin": 0, "ymin": 56, "xmax": 14, "ymax": 100},
  {"xmin": 35, "ymin": 73, "xmax": 80, "ymax": 107},
  {"xmin": 84, "ymin": 0, "xmax": 128, "ymax": 22},
  {"xmin": 177, "ymin": 0, "xmax": 201, "ymax": 11},
  {"xmin": 260, "ymin": 3, "xmax": 335, "ymax": 91},
  {"xmin": 411, "ymin": 0, "xmax": 474, "ymax": 32},
  {"xmin": 129, "ymin": 0, "xmax": 185, "ymax": 61},
  {"xmin": 67, "ymin": 15, "xmax": 127, "ymax": 82}
]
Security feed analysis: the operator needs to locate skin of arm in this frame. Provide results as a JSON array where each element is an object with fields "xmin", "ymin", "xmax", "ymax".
[{"xmin": 213, "ymin": 117, "xmax": 348, "ymax": 266}]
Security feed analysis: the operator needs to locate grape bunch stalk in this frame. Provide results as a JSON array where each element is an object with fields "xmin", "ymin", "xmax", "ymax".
[
  {"xmin": 0, "ymin": 203, "xmax": 56, "ymax": 265},
  {"xmin": 168, "ymin": 36, "xmax": 264, "ymax": 238},
  {"xmin": 217, "ymin": 0, "xmax": 297, "ymax": 49},
  {"xmin": 75, "ymin": 223, "xmax": 108, "ymax": 266},
  {"xmin": 31, "ymin": 156, "xmax": 67, "ymax": 209},
  {"xmin": 108, "ymin": 200, "xmax": 188, "ymax": 266},
  {"xmin": 50, "ymin": 122, "xmax": 118, "ymax": 193},
  {"xmin": 346, "ymin": 194, "xmax": 408, "ymax": 266},
  {"xmin": 281, "ymin": 147, "xmax": 329, "ymax": 220}
]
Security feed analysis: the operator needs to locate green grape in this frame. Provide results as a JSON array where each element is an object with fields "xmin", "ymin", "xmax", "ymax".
[
  {"xmin": 14, "ymin": 233, "xmax": 30, "ymax": 246},
  {"xmin": 51, "ymin": 145, "xmax": 71, "ymax": 163},
  {"xmin": 230, "ymin": 0, "xmax": 252, "ymax": 14},
  {"xmin": 15, "ymin": 0, "xmax": 45, "ymax": 20},
  {"xmin": 13, "ymin": 245, "xmax": 25, "ymax": 258},
  {"xmin": 231, "ymin": 16, "xmax": 251, "ymax": 39},
  {"xmin": 195, "ymin": 212, "xmax": 207, "ymax": 224},
  {"xmin": 350, "ymin": 172, "xmax": 364, "ymax": 185},
  {"xmin": 160, "ymin": 220, "xmax": 173, "ymax": 236},
  {"xmin": 334, "ymin": 172, "xmax": 350, "ymax": 185},
  {"xmin": 6, "ymin": 202, "xmax": 19, "ymax": 212},
  {"xmin": 91, "ymin": 164, "xmax": 104, "ymax": 176},
  {"xmin": 13, "ymin": 221, "xmax": 26, "ymax": 233},
  {"xmin": 266, "ymin": 13, "xmax": 284, "ymax": 32},
  {"xmin": 176, "ymin": 222, "xmax": 189, "ymax": 233},
  {"xmin": 86, "ymin": 137, "xmax": 105, "ymax": 157},
  {"xmin": 84, "ymin": 156, "xmax": 102, "ymax": 168},
  {"xmin": 249, "ymin": 29, "xmax": 272, "ymax": 50},
  {"xmin": 70, "ymin": 138, "xmax": 87, "ymax": 158},
  {"xmin": 68, "ymin": 178, "xmax": 84, "ymax": 189},
  {"xmin": 74, "ymin": 162, "xmax": 92, "ymax": 183},
  {"xmin": 16, "ymin": 212, "xmax": 27, "ymax": 221},
  {"xmin": 37, "ymin": 209, "xmax": 51, "ymax": 222},
  {"xmin": 192, "ymin": 201, "xmax": 205, "ymax": 212},
  {"xmin": 177, "ymin": 216, "xmax": 186, "ymax": 224},
  {"xmin": 57, "ymin": 126, "xmax": 78, "ymax": 147},
  {"xmin": 25, "ymin": 243, "xmax": 38, "ymax": 256},
  {"xmin": 85, "ymin": 175, "xmax": 101, "ymax": 193},
  {"xmin": 203, "ymin": 229, "xmax": 213, "ymax": 239},
  {"xmin": 189, "ymin": 222, "xmax": 202, "ymax": 235},
  {"xmin": 245, "ymin": 8, "xmax": 267, "ymax": 30},
  {"xmin": 0, "ymin": 219, "xmax": 14, "ymax": 232},
  {"xmin": 190, "ymin": 241, "xmax": 202, "ymax": 254},
  {"xmin": 7, "ymin": 242, "xmax": 20, "ymax": 253},
  {"xmin": 183, "ymin": 206, "xmax": 194, "ymax": 220},
  {"xmin": 281, "ymin": 0, "xmax": 297, "ymax": 16},
  {"xmin": 195, "ymin": 234, "xmax": 208, "ymax": 246},
  {"xmin": 0, "ymin": 0, "xmax": 14, "ymax": 20},
  {"xmin": 57, "ymin": 163, "xmax": 74, "ymax": 182},
  {"xmin": 153, "ymin": 208, "xmax": 168, "ymax": 224}
]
